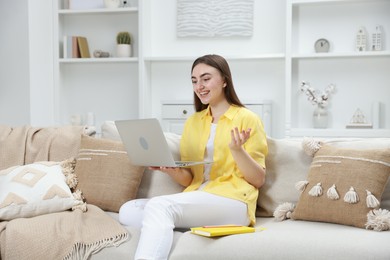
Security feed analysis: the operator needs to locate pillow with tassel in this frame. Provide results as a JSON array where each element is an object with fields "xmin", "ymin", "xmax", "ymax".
[
  {"xmin": 0, "ymin": 158, "xmax": 86, "ymax": 220},
  {"xmin": 274, "ymin": 144, "xmax": 390, "ymax": 230}
]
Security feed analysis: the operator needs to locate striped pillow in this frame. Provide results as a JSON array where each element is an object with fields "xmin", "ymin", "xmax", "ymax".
[{"xmin": 74, "ymin": 135, "xmax": 145, "ymax": 212}]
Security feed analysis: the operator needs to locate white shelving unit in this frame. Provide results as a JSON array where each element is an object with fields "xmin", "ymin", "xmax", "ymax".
[
  {"xmin": 51, "ymin": 0, "xmax": 389, "ymax": 138},
  {"xmin": 53, "ymin": 0, "xmax": 140, "ymax": 129},
  {"xmin": 285, "ymin": 0, "xmax": 390, "ymax": 138}
]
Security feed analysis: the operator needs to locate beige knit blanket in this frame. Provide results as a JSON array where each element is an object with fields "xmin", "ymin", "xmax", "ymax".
[
  {"xmin": 0, "ymin": 125, "xmax": 95, "ymax": 170},
  {"xmin": 0, "ymin": 204, "xmax": 129, "ymax": 260},
  {"xmin": 0, "ymin": 125, "xmax": 129, "ymax": 259}
]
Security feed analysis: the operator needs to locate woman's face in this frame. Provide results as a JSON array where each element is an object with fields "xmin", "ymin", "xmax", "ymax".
[{"xmin": 191, "ymin": 63, "xmax": 226, "ymax": 106}]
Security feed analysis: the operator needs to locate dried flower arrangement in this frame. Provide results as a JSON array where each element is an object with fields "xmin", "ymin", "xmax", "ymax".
[{"xmin": 300, "ymin": 81, "xmax": 336, "ymax": 108}]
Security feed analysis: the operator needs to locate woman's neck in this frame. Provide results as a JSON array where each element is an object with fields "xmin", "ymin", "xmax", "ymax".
[{"xmin": 210, "ymin": 101, "xmax": 230, "ymax": 123}]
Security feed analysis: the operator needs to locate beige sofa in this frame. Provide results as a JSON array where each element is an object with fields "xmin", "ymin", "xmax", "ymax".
[
  {"xmin": 93, "ymin": 122, "xmax": 390, "ymax": 260},
  {"xmin": 1, "ymin": 124, "xmax": 388, "ymax": 259}
]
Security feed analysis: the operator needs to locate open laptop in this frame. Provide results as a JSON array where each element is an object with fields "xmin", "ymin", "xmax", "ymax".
[{"xmin": 115, "ymin": 119, "xmax": 213, "ymax": 167}]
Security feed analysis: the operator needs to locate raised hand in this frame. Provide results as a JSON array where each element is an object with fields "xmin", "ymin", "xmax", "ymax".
[{"xmin": 229, "ymin": 127, "xmax": 251, "ymax": 151}]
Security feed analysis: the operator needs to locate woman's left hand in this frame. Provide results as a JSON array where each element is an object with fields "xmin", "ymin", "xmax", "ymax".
[{"xmin": 229, "ymin": 127, "xmax": 251, "ymax": 150}]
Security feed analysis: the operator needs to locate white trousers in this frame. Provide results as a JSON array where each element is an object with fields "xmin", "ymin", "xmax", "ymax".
[{"xmin": 119, "ymin": 191, "xmax": 250, "ymax": 260}]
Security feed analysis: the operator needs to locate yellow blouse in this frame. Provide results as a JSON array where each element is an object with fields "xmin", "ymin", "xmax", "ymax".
[{"xmin": 180, "ymin": 105, "xmax": 268, "ymax": 225}]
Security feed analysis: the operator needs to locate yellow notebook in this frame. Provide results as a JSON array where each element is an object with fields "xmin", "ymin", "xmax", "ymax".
[
  {"xmin": 190, "ymin": 225, "xmax": 255, "ymax": 237},
  {"xmin": 77, "ymin": 36, "xmax": 91, "ymax": 58}
]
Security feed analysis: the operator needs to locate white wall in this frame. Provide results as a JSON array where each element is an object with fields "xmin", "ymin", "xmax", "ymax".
[
  {"xmin": 0, "ymin": 0, "xmax": 30, "ymax": 126},
  {"xmin": 0, "ymin": 0, "xmax": 54, "ymax": 126},
  {"xmin": 145, "ymin": 0, "xmax": 285, "ymax": 56},
  {"xmin": 28, "ymin": 0, "xmax": 56, "ymax": 126},
  {"xmin": 145, "ymin": 0, "xmax": 286, "ymax": 137},
  {"xmin": 2, "ymin": 0, "xmax": 387, "ymax": 137}
]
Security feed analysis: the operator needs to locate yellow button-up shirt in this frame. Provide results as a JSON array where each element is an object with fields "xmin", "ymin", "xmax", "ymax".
[{"xmin": 180, "ymin": 105, "xmax": 268, "ymax": 225}]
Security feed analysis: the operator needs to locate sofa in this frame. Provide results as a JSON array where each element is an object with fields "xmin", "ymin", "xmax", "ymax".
[
  {"xmin": 91, "ymin": 122, "xmax": 390, "ymax": 260},
  {"xmin": 1, "ymin": 123, "xmax": 389, "ymax": 260}
]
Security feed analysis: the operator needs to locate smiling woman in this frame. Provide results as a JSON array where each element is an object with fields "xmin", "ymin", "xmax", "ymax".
[{"xmin": 119, "ymin": 54, "xmax": 268, "ymax": 260}]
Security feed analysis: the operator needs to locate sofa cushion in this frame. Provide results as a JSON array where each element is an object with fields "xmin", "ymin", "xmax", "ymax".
[
  {"xmin": 0, "ymin": 159, "xmax": 82, "ymax": 220},
  {"xmin": 169, "ymin": 217, "xmax": 390, "ymax": 260},
  {"xmin": 321, "ymin": 138, "xmax": 390, "ymax": 210},
  {"xmin": 257, "ymin": 138, "xmax": 312, "ymax": 217},
  {"xmin": 291, "ymin": 145, "xmax": 390, "ymax": 229},
  {"xmin": 74, "ymin": 135, "xmax": 144, "ymax": 212},
  {"xmin": 101, "ymin": 120, "xmax": 121, "ymax": 141},
  {"xmin": 260, "ymin": 137, "xmax": 390, "ymax": 218}
]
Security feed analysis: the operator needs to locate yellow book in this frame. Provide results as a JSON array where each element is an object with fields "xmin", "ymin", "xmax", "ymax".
[
  {"xmin": 190, "ymin": 225, "xmax": 255, "ymax": 237},
  {"xmin": 77, "ymin": 36, "xmax": 91, "ymax": 58}
]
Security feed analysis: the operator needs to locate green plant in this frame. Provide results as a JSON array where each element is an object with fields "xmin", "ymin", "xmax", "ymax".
[{"xmin": 116, "ymin": 31, "xmax": 131, "ymax": 45}]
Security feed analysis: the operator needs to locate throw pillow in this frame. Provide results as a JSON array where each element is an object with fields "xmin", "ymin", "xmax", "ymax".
[
  {"xmin": 0, "ymin": 159, "xmax": 83, "ymax": 220},
  {"xmin": 101, "ymin": 121, "xmax": 121, "ymax": 141},
  {"xmin": 322, "ymin": 138, "xmax": 390, "ymax": 211},
  {"xmin": 74, "ymin": 135, "xmax": 145, "ymax": 212},
  {"xmin": 256, "ymin": 137, "xmax": 312, "ymax": 217},
  {"xmin": 289, "ymin": 145, "xmax": 390, "ymax": 229}
]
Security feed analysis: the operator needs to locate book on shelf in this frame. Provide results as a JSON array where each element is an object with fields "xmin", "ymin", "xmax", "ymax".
[
  {"xmin": 63, "ymin": 36, "xmax": 80, "ymax": 58},
  {"xmin": 77, "ymin": 37, "xmax": 91, "ymax": 58},
  {"xmin": 190, "ymin": 225, "xmax": 256, "ymax": 237}
]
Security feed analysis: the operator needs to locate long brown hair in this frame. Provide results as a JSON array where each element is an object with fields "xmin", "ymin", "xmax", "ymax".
[{"xmin": 191, "ymin": 54, "xmax": 244, "ymax": 112}]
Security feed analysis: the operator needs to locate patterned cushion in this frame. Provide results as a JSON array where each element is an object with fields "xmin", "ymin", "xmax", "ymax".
[
  {"xmin": 0, "ymin": 160, "xmax": 82, "ymax": 220},
  {"xmin": 291, "ymin": 145, "xmax": 390, "ymax": 229},
  {"xmin": 74, "ymin": 135, "xmax": 145, "ymax": 212}
]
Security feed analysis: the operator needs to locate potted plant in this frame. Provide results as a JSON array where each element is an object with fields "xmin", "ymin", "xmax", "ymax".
[{"xmin": 116, "ymin": 31, "xmax": 132, "ymax": 57}]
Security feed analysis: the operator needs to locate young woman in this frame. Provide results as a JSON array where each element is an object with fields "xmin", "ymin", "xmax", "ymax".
[{"xmin": 119, "ymin": 54, "xmax": 268, "ymax": 260}]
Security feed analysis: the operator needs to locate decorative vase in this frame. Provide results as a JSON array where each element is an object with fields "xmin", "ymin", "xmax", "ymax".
[
  {"xmin": 313, "ymin": 105, "xmax": 328, "ymax": 128},
  {"xmin": 116, "ymin": 44, "xmax": 132, "ymax": 57}
]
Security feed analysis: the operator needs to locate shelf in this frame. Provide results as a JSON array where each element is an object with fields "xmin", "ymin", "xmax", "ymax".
[
  {"xmin": 59, "ymin": 57, "xmax": 138, "ymax": 63},
  {"xmin": 144, "ymin": 54, "xmax": 285, "ymax": 62},
  {"xmin": 58, "ymin": 7, "xmax": 138, "ymax": 15},
  {"xmin": 291, "ymin": 0, "xmax": 387, "ymax": 6},
  {"xmin": 292, "ymin": 51, "xmax": 390, "ymax": 59},
  {"xmin": 286, "ymin": 0, "xmax": 389, "ymax": 138},
  {"xmin": 288, "ymin": 128, "xmax": 390, "ymax": 138},
  {"xmin": 49, "ymin": 0, "xmax": 388, "ymax": 138}
]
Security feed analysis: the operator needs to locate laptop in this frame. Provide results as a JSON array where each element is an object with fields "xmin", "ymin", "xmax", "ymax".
[{"xmin": 115, "ymin": 118, "xmax": 213, "ymax": 167}]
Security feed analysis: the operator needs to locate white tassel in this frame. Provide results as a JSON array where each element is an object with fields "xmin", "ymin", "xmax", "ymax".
[
  {"xmin": 327, "ymin": 184, "xmax": 339, "ymax": 200},
  {"xmin": 61, "ymin": 157, "xmax": 78, "ymax": 189},
  {"xmin": 72, "ymin": 202, "xmax": 88, "ymax": 212},
  {"xmin": 72, "ymin": 189, "xmax": 87, "ymax": 212},
  {"xmin": 302, "ymin": 137, "xmax": 323, "ymax": 157},
  {"xmin": 65, "ymin": 173, "xmax": 78, "ymax": 189},
  {"xmin": 273, "ymin": 202, "xmax": 295, "ymax": 221},
  {"xmin": 72, "ymin": 189, "xmax": 84, "ymax": 201},
  {"xmin": 308, "ymin": 183, "xmax": 323, "ymax": 197},
  {"xmin": 344, "ymin": 187, "xmax": 359, "ymax": 204},
  {"xmin": 295, "ymin": 180, "xmax": 309, "ymax": 192},
  {"xmin": 366, "ymin": 190, "xmax": 380, "ymax": 208},
  {"xmin": 365, "ymin": 208, "xmax": 390, "ymax": 231}
]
